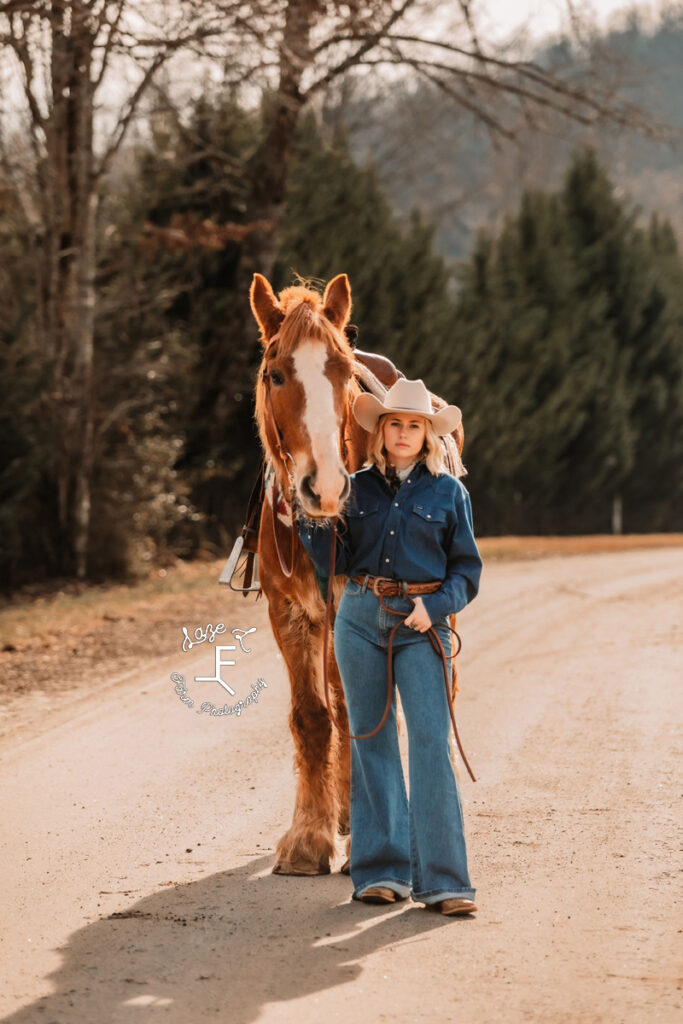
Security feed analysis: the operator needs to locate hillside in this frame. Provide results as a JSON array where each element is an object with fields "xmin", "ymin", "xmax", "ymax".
[{"xmin": 343, "ymin": 15, "xmax": 683, "ymax": 261}]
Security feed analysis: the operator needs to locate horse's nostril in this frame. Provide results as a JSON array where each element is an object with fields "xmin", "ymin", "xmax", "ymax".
[{"xmin": 301, "ymin": 475, "xmax": 320, "ymax": 508}]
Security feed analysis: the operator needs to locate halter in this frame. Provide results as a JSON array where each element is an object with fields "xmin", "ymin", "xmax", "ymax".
[
  {"xmin": 260, "ymin": 335, "xmax": 298, "ymax": 577},
  {"xmin": 259, "ymin": 332, "xmax": 352, "ymax": 575}
]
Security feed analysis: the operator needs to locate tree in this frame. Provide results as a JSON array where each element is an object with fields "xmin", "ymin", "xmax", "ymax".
[
  {"xmin": 0, "ymin": 0, "xmax": 228, "ymax": 578},
  {"xmin": 439, "ymin": 148, "xmax": 683, "ymax": 534}
]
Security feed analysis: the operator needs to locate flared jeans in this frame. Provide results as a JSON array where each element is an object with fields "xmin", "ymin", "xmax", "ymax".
[{"xmin": 333, "ymin": 576, "xmax": 476, "ymax": 904}]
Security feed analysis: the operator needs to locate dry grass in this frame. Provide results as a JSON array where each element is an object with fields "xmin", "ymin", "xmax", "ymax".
[
  {"xmin": 0, "ymin": 559, "xmax": 222, "ymax": 649},
  {"xmin": 0, "ymin": 558, "xmax": 251, "ymax": 704}
]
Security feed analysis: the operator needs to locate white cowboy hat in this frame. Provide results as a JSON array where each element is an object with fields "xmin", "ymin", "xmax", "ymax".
[{"xmin": 352, "ymin": 378, "xmax": 462, "ymax": 436}]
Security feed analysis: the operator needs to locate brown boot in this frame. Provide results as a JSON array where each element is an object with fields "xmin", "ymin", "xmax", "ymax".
[
  {"xmin": 437, "ymin": 898, "xmax": 477, "ymax": 916},
  {"xmin": 358, "ymin": 886, "xmax": 398, "ymax": 904}
]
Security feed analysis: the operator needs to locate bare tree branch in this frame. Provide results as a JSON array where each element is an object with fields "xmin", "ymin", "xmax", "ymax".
[
  {"xmin": 94, "ymin": 51, "xmax": 167, "ymax": 178},
  {"xmin": 304, "ymin": 0, "xmax": 418, "ymax": 98},
  {"xmin": 7, "ymin": 12, "xmax": 46, "ymax": 131},
  {"xmin": 91, "ymin": 0, "xmax": 124, "ymax": 89},
  {"xmin": 407, "ymin": 59, "xmax": 514, "ymax": 140}
]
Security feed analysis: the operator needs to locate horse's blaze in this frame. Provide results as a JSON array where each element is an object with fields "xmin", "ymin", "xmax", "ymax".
[{"xmin": 292, "ymin": 339, "xmax": 349, "ymax": 516}]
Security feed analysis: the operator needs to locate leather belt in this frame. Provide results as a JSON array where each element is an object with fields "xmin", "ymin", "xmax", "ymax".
[{"xmin": 351, "ymin": 574, "xmax": 442, "ymax": 597}]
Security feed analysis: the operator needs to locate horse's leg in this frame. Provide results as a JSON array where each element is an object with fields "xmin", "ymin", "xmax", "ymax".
[
  {"xmin": 324, "ymin": 637, "xmax": 352, "ymax": 874},
  {"xmin": 269, "ymin": 596, "xmax": 340, "ymax": 875}
]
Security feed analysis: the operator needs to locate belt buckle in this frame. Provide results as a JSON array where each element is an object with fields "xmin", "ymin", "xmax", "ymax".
[{"xmin": 372, "ymin": 576, "xmax": 391, "ymax": 596}]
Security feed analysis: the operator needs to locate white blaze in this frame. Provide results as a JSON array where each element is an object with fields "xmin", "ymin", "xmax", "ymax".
[{"xmin": 292, "ymin": 340, "xmax": 345, "ymax": 509}]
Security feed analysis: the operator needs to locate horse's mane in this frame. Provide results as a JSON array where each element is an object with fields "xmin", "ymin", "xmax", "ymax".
[{"xmin": 274, "ymin": 285, "xmax": 352, "ymax": 360}]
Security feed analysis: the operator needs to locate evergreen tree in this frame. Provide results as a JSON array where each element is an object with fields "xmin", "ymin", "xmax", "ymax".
[
  {"xmin": 625, "ymin": 214, "xmax": 683, "ymax": 529},
  {"xmin": 441, "ymin": 148, "xmax": 683, "ymax": 534},
  {"xmin": 275, "ymin": 115, "xmax": 454, "ymax": 381}
]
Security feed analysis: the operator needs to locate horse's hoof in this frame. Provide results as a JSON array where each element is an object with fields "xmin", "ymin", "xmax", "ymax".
[
  {"xmin": 340, "ymin": 857, "xmax": 350, "ymax": 874},
  {"xmin": 272, "ymin": 858, "xmax": 331, "ymax": 876}
]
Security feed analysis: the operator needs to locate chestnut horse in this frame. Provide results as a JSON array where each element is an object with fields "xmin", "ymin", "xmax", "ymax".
[{"xmin": 250, "ymin": 271, "xmax": 465, "ymax": 876}]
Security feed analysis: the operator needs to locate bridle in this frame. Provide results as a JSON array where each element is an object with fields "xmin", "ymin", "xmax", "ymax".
[
  {"xmin": 260, "ymin": 337, "xmax": 298, "ymax": 578},
  {"xmin": 259, "ymin": 331, "xmax": 352, "ymax": 576}
]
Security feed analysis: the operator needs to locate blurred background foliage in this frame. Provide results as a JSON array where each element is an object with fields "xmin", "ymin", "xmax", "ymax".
[{"xmin": 1, "ymin": 15, "xmax": 683, "ymax": 587}]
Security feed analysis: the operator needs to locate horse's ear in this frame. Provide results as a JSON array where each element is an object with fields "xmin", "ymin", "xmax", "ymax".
[
  {"xmin": 322, "ymin": 273, "xmax": 351, "ymax": 330},
  {"xmin": 250, "ymin": 273, "xmax": 284, "ymax": 343}
]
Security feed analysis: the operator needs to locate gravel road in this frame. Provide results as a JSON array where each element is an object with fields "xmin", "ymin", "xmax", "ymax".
[{"xmin": 1, "ymin": 547, "xmax": 681, "ymax": 1023}]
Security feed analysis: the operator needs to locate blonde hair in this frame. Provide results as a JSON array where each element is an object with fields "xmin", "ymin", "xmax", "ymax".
[{"xmin": 365, "ymin": 414, "xmax": 448, "ymax": 476}]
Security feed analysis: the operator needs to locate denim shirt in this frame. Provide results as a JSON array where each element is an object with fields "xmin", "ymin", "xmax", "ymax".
[{"xmin": 297, "ymin": 459, "xmax": 482, "ymax": 623}]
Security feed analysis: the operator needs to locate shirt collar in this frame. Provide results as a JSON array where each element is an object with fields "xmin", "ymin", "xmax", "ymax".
[{"xmin": 368, "ymin": 458, "xmax": 429, "ymax": 483}]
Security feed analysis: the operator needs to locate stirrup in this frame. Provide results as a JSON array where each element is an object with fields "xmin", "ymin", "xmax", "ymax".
[{"xmin": 218, "ymin": 533, "xmax": 261, "ymax": 593}]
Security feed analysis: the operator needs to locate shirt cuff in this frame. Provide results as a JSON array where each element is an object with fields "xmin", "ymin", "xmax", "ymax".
[{"xmin": 420, "ymin": 578, "xmax": 469, "ymax": 623}]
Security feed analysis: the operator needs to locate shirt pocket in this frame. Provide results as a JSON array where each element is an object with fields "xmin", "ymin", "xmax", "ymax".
[
  {"xmin": 411, "ymin": 503, "xmax": 448, "ymax": 524},
  {"xmin": 344, "ymin": 503, "xmax": 381, "ymax": 555},
  {"xmin": 409, "ymin": 503, "xmax": 449, "ymax": 548},
  {"xmin": 346, "ymin": 503, "xmax": 381, "ymax": 521}
]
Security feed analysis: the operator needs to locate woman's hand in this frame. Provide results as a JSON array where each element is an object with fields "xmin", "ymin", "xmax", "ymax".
[{"xmin": 404, "ymin": 595, "xmax": 433, "ymax": 633}]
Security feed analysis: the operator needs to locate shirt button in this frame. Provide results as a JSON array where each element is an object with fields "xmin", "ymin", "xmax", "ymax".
[
  {"xmin": 407, "ymin": 479, "xmax": 411, "ymax": 483},
  {"xmin": 390, "ymin": 530, "xmax": 395, "ymax": 535},
  {"xmin": 360, "ymin": 511, "xmax": 364, "ymax": 515},
  {"xmin": 427, "ymin": 514, "xmax": 431, "ymax": 518},
  {"xmin": 385, "ymin": 558, "xmax": 390, "ymax": 563},
  {"xmin": 394, "ymin": 502, "xmax": 399, "ymax": 507}
]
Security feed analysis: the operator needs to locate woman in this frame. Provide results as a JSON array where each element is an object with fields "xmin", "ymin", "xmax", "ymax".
[{"xmin": 298, "ymin": 378, "xmax": 482, "ymax": 916}]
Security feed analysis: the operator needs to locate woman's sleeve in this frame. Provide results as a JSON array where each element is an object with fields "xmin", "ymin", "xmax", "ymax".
[
  {"xmin": 297, "ymin": 517, "xmax": 351, "ymax": 576},
  {"xmin": 419, "ymin": 488, "xmax": 482, "ymax": 623}
]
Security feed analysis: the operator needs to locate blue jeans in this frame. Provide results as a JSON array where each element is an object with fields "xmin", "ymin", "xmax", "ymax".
[{"xmin": 333, "ymin": 576, "xmax": 476, "ymax": 905}]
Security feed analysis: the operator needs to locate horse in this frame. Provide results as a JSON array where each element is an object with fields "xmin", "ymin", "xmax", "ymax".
[{"xmin": 250, "ymin": 271, "xmax": 466, "ymax": 876}]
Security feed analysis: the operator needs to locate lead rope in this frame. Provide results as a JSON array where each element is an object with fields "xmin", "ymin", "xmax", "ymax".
[{"xmin": 321, "ymin": 518, "xmax": 476, "ymax": 781}]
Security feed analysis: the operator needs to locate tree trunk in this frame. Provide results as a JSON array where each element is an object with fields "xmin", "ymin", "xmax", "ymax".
[{"xmin": 35, "ymin": 1, "xmax": 98, "ymax": 577}]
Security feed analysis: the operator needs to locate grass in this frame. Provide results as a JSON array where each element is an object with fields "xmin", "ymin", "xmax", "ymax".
[{"xmin": 0, "ymin": 559, "xmax": 220, "ymax": 648}]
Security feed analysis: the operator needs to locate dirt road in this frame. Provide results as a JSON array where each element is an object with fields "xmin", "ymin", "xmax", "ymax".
[{"xmin": 1, "ymin": 548, "xmax": 681, "ymax": 1023}]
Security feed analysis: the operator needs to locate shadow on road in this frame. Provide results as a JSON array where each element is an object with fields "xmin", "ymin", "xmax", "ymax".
[{"xmin": 3, "ymin": 854, "xmax": 471, "ymax": 1023}]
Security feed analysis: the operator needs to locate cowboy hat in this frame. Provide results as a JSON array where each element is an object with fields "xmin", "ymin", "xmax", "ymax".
[{"xmin": 352, "ymin": 378, "xmax": 462, "ymax": 436}]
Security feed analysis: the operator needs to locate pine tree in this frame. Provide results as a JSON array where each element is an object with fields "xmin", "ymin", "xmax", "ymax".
[
  {"xmin": 439, "ymin": 148, "xmax": 683, "ymax": 534},
  {"xmin": 275, "ymin": 115, "xmax": 454, "ymax": 381}
]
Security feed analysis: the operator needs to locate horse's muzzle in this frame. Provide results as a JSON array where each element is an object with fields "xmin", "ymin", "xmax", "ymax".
[{"xmin": 300, "ymin": 471, "xmax": 350, "ymax": 515}]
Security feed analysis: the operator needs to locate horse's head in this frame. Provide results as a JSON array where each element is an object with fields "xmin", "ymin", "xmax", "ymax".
[{"xmin": 252, "ymin": 273, "xmax": 356, "ymax": 519}]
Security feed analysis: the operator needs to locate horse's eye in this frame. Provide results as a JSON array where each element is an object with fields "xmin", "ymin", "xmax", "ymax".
[{"xmin": 271, "ymin": 370, "xmax": 285, "ymax": 386}]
